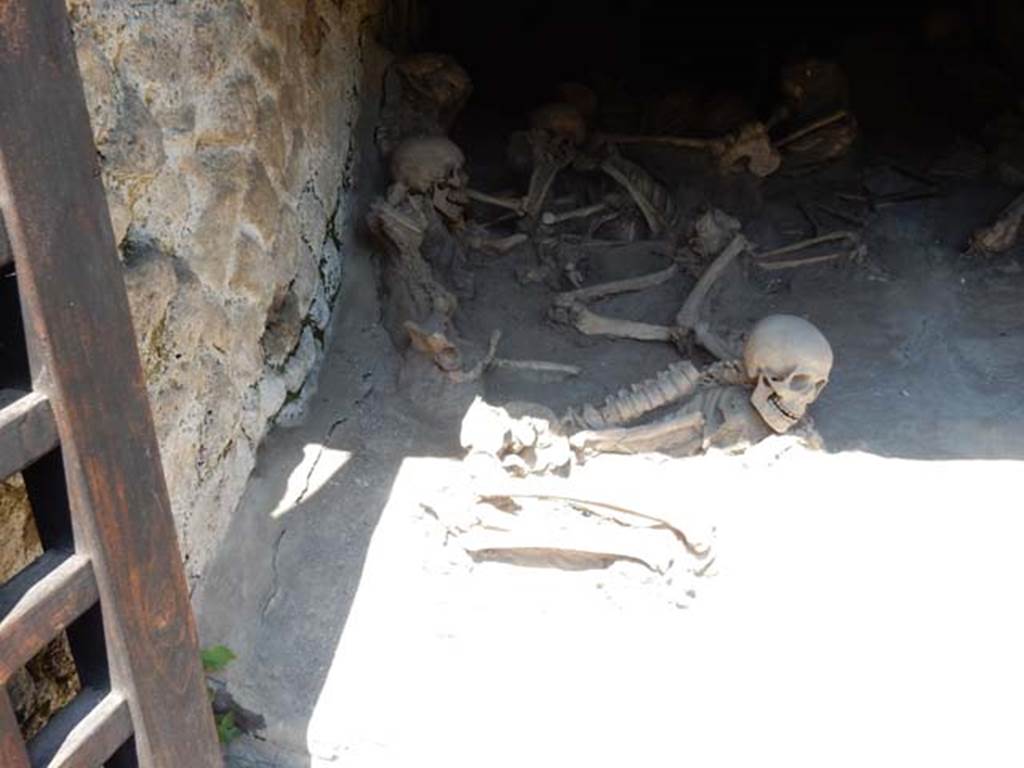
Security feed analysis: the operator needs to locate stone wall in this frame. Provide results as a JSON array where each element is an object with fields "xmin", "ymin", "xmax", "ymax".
[{"xmin": 60, "ymin": 0, "xmax": 385, "ymax": 580}]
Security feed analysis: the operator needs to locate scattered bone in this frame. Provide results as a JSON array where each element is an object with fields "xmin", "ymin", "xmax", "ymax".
[
  {"xmin": 813, "ymin": 202, "xmax": 866, "ymax": 228},
  {"xmin": 775, "ymin": 110, "xmax": 858, "ymax": 166},
  {"xmin": 523, "ymin": 102, "xmax": 588, "ymax": 220},
  {"xmin": 404, "ymin": 321, "xmax": 499, "ymax": 384},
  {"xmin": 712, "ymin": 122, "xmax": 782, "ymax": 177},
  {"xmin": 757, "ymin": 252, "xmax": 843, "ymax": 270},
  {"xmin": 377, "ymin": 53, "xmax": 472, "ymax": 156},
  {"xmin": 441, "ymin": 495, "xmax": 683, "ymax": 574},
  {"xmin": 465, "ymin": 188, "xmax": 525, "ymax": 213},
  {"xmin": 570, "ymin": 412, "xmax": 704, "ymax": 455},
  {"xmin": 676, "ymin": 235, "xmax": 748, "ymax": 334},
  {"xmin": 448, "ymin": 331, "xmax": 502, "ymax": 384},
  {"xmin": 757, "ymin": 230, "xmax": 860, "ymax": 264},
  {"xmin": 541, "ymin": 201, "xmax": 610, "ymax": 226},
  {"xmin": 551, "ymin": 264, "xmax": 681, "ymax": 343},
  {"xmin": 968, "ymin": 192, "xmax": 1024, "ymax": 255},
  {"xmin": 675, "ymin": 232, "xmax": 751, "ymax": 361},
  {"xmin": 566, "ymin": 307, "xmax": 677, "ymax": 343},
  {"xmin": 474, "ymin": 486, "xmax": 703, "ymax": 556},
  {"xmin": 775, "ymin": 109, "xmax": 852, "ymax": 148},
  {"xmin": 757, "ymin": 252, "xmax": 846, "ymax": 271},
  {"xmin": 587, "ymin": 209, "xmax": 629, "ymax": 239},
  {"xmin": 489, "ymin": 359, "xmax": 581, "ymax": 378},
  {"xmin": 460, "ymin": 398, "xmax": 572, "ymax": 478},
  {"xmin": 870, "ymin": 190, "xmax": 942, "ymax": 210},
  {"xmin": 548, "ymin": 231, "xmax": 746, "ymax": 358},
  {"xmin": 451, "ymin": 418, "xmax": 715, "ymax": 578},
  {"xmin": 533, "ymin": 237, "xmax": 589, "ymax": 288},
  {"xmin": 599, "ymin": 133, "xmax": 718, "ymax": 151},
  {"xmin": 459, "ymin": 524, "xmax": 675, "ymax": 573},
  {"xmin": 599, "ymin": 153, "xmax": 680, "ymax": 235},
  {"xmin": 555, "ymin": 263, "xmax": 679, "ymax": 306},
  {"xmin": 600, "ymin": 121, "xmax": 780, "ymax": 177},
  {"xmin": 689, "ymin": 208, "xmax": 741, "ymax": 260},
  {"xmin": 558, "ymin": 237, "xmax": 675, "ymax": 251},
  {"xmin": 465, "ymin": 232, "xmax": 529, "ymax": 255},
  {"xmin": 406, "ymin": 322, "xmax": 579, "ymax": 386},
  {"xmin": 769, "ymin": 58, "xmax": 851, "ymax": 130}
]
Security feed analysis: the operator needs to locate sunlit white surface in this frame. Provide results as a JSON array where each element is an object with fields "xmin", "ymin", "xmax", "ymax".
[
  {"xmin": 270, "ymin": 444, "xmax": 352, "ymax": 519},
  {"xmin": 306, "ymin": 450, "xmax": 1024, "ymax": 767}
]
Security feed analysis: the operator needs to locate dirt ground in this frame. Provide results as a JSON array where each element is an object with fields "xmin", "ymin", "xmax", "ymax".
[{"xmin": 199, "ymin": 101, "xmax": 1024, "ymax": 766}]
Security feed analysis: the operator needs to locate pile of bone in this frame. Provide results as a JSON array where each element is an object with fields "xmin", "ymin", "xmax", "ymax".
[{"xmin": 422, "ymin": 451, "xmax": 717, "ymax": 608}]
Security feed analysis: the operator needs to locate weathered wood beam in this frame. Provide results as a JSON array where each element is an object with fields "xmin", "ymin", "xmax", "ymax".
[
  {"xmin": 0, "ymin": 688, "xmax": 30, "ymax": 768},
  {"xmin": 0, "ymin": 389, "xmax": 60, "ymax": 480},
  {"xmin": 0, "ymin": 552, "xmax": 99, "ymax": 685},
  {"xmin": 27, "ymin": 688, "xmax": 133, "ymax": 768}
]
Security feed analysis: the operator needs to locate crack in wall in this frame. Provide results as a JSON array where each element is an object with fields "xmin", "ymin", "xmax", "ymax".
[
  {"xmin": 292, "ymin": 371, "xmax": 377, "ymax": 507},
  {"xmin": 260, "ymin": 528, "xmax": 288, "ymax": 621}
]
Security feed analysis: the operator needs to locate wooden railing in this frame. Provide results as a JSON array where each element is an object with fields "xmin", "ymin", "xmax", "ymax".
[{"xmin": 0, "ymin": 1, "xmax": 223, "ymax": 765}]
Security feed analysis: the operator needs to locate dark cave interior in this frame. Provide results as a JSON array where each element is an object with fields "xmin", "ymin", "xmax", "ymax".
[{"xmin": 411, "ymin": 1, "xmax": 1022, "ymax": 146}]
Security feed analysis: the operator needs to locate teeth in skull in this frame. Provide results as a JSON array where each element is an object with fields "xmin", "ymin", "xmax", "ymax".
[{"xmin": 769, "ymin": 393, "xmax": 798, "ymax": 422}]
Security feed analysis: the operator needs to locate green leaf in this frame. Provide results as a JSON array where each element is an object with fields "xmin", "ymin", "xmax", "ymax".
[
  {"xmin": 216, "ymin": 711, "xmax": 242, "ymax": 744},
  {"xmin": 201, "ymin": 645, "xmax": 237, "ymax": 673}
]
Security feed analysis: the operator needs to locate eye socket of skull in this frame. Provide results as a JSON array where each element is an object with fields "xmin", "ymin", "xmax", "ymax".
[{"xmin": 788, "ymin": 373, "xmax": 815, "ymax": 393}]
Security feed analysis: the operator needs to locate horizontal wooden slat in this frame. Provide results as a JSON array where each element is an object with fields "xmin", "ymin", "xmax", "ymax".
[
  {"xmin": 0, "ymin": 390, "xmax": 59, "ymax": 481},
  {"xmin": 27, "ymin": 688, "xmax": 132, "ymax": 768},
  {"xmin": 0, "ymin": 687, "xmax": 31, "ymax": 768},
  {"xmin": 0, "ymin": 552, "xmax": 98, "ymax": 684}
]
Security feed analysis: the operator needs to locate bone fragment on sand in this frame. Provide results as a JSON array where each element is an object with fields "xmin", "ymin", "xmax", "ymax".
[
  {"xmin": 570, "ymin": 411, "xmax": 705, "ymax": 455},
  {"xmin": 541, "ymin": 202, "xmax": 609, "ymax": 226},
  {"xmin": 465, "ymin": 188, "xmax": 524, "ymax": 212},
  {"xmin": 489, "ymin": 359, "xmax": 581, "ymax": 377},
  {"xmin": 753, "ymin": 230, "xmax": 858, "ymax": 260},
  {"xmin": 568, "ymin": 307, "xmax": 677, "ymax": 342},
  {"xmin": 774, "ymin": 109, "xmax": 852, "ymax": 149},
  {"xmin": 676, "ymin": 235, "xmax": 748, "ymax": 330},
  {"xmin": 597, "ymin": 132, "xmax": 718, "ymax": 150},
  {"xmin": 555, "ymin": 263, "xmax": 679, "ymax": 305}
]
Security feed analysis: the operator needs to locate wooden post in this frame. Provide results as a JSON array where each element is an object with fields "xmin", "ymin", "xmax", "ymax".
[{"xmin": 0, "ymin": 1, "xmax": 222, "ymax": 764}]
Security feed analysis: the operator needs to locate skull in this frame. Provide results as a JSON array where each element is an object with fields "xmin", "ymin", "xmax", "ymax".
[
  {"xmin": 743, "ymin": 315, "xmax": 833, "ymax": 433},
  {"xmin": 778, "ymin": 58, "xmax": 849, "ymax": 119},
  {"xmin": 395, "ymin": 53, "xmax": 473, "ymax": 131},
  {"xmin": 390, "ymin": 136, "xmax": 469, "ymax": 224},
  {"xmin": 557, "ymin": 82, "xmax": 598, "ymax": 121},
  {"xmin": 529, "ymin": 102, "xmax": 588, "ymax": 150}
]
